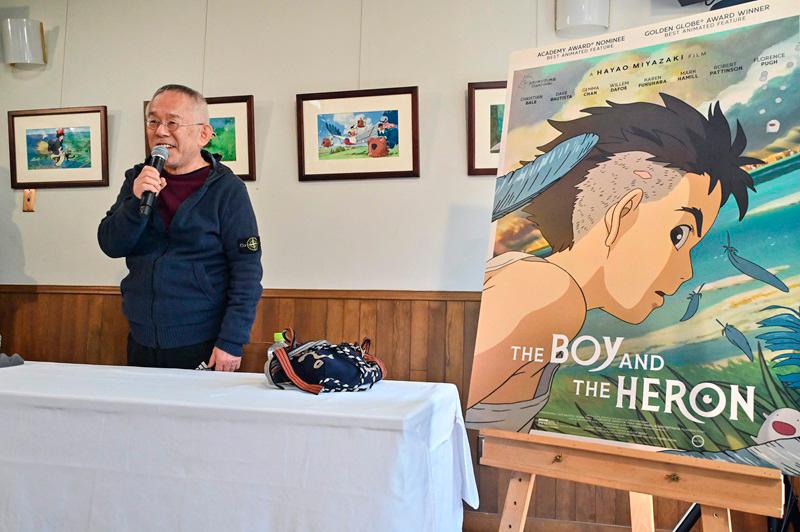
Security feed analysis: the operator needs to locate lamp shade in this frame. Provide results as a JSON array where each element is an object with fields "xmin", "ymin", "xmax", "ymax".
[
  {"xmin": 555, "ymin": 0, "xmax": 610, "ymax": 39},
  {"xmin": 1, "ymin": 18, "xmax": 46, "ymax": 65}
]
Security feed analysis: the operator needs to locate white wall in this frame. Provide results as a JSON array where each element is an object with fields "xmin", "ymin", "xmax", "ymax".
[{"xmin": 0, "ymin": 0, "xmax": 705, "ymax": 290}]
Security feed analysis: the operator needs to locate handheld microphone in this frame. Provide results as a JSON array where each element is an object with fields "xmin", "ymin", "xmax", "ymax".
[{"xmin": 139, "ymin": 145, "xmax": 170, "ymax": 217}]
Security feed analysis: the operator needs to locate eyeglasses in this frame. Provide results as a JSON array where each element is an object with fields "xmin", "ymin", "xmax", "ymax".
[{"xmin": 145, "ymin": 119, "xmax": 205, "ymax": 132}]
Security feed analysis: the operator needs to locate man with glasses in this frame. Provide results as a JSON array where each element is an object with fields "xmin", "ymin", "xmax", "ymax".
[{"xmin": 98, "ymin": 84, "xmax": 262, "ymax": 372}]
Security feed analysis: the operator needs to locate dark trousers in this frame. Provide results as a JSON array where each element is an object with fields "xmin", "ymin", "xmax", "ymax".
[{"xmin": 127, "ymin": 334, "xmax": 215, "ymax": 370}]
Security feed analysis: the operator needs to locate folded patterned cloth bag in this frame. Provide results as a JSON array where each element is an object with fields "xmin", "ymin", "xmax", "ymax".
[{"xmin": 265, "ymin": 328, "xmax": 386, "ymax": 394}]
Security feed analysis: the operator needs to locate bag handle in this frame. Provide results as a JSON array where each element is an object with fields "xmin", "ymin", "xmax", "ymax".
[
  {"xmin": 282, "ymin": 328, "xmax": 297, "ymax": 348},
  {"xmin": 273, "ymin": 346, "xmax": 323, "ymax": 394},
  {"xmin": 360, "ymin": 337, "xmax": 387, "ymax": 377}
]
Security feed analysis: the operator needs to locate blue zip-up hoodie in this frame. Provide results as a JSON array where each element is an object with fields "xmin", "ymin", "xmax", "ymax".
[{"xmin": 98, "ymin": 151, "xmax": 262, "ymax": 355}]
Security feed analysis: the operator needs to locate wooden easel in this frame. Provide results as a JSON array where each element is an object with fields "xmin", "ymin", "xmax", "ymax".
[{"xmin": 479, "ymin": 429, "xmax": 784, "ymax": 532}]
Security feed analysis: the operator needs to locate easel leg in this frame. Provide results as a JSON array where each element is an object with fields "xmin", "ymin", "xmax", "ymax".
[
  {"xmin": 629, "ymin": 491, "xmax": 655, "ymax": 532},
  {"xmin": 498, "ymin": 471, "xmax": 535, "ymax": 532},
  {"xmin": 700, "ymin": 505, "xmax": 732, "ymax": 532}
]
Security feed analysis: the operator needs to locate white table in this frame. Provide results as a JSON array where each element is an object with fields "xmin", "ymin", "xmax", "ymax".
[{"xmin": 0, "ymin": 362, "xmax": 478, "ymax": 532}]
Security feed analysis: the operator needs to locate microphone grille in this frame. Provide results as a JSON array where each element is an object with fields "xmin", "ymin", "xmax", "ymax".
[{"xmin": 151, "ymin": 145, "xmax": 170, "ymax": 160}]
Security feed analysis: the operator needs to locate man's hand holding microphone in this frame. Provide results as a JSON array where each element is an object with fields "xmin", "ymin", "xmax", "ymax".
[{"xmin": 136, "ymin": 145, "xmax": 170, "ymax": 217}]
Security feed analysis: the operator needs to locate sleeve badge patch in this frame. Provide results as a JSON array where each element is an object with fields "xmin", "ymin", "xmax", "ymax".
[{"xmin": 238, "ymin": 236, "xmax": 260, "ymax": 254}]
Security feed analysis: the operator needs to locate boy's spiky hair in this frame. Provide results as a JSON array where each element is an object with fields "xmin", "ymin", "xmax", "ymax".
[{"xmin": 524, "ymin": 93, "xmax": 761, "ymax": 252}]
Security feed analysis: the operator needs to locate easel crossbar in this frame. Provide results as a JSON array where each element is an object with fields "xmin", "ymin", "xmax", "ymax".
[{"xmin": 480, "ymin": 429, "xmax": 783, "ymax": 517}]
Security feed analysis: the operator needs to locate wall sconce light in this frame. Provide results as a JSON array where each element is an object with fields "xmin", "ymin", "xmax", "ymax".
[
  {"xmin": 1, "ymin": 18, "xmax": 47, "ymax": 65},
  {"xmin": 555, "ymin": 0, "xmax": 610, "ymax": 39}
]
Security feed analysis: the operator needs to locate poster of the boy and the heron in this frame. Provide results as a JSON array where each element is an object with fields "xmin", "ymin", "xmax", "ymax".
[{"xmin": 466, "ymin": 0, "xmax": 800, "ymax": 473}]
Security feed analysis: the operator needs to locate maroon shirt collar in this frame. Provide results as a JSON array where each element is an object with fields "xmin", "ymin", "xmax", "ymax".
[{"xmin": 158, "ymin": 165, "xmax": 211, "ymax": 228}]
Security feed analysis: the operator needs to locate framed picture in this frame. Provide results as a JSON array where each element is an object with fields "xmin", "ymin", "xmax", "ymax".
[
  {"xmin": 143, "ymin": 95, "xmax": 256, "ymax": 181},
  {"xmin": 296, "ymin": 86, "xmax": 419, "ymax": 181},
  {"xmin": 8, "ymin": 106, "xmax": 109, "ymax": 189},
  {"xmin": 467, "ymin": 81, "xmax": 507, "ymax": 175},
  {"xmin": 205, "ymin": 95, "xmax": 256, "ymax": 181}
]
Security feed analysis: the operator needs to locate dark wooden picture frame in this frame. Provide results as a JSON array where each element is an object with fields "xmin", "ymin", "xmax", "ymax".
[
  {"xmin": 8, "ymin": 105, "xmax": 109, "ymax": 189},
  {"xmin": 467, "ymin": 81, "xmax": 507, "ymax": 176},
  {"xmin": 296, "ymin": 86, "xmax": 419, "ymax": 181},
  {"xmin": 143, "ymin": 95, "xmax": 257, "ymax": 181}
]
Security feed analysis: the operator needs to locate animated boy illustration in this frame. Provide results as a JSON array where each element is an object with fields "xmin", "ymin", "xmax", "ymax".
[{"xmin": 466, "ymin": 93, "xmax": 760, "ymax": 432}]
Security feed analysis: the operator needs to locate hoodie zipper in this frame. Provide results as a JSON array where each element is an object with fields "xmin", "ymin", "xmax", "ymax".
[
  {"xmin": 151, "ymin": 241, "xmax": 169, "ymax": 348},
  {"xmin": 149, "ymin": 153, "xmax": 221, "ymax": 347},
  {"xmin": 149, "ymin": 204, "xmax": 170, "ymax": 349}
]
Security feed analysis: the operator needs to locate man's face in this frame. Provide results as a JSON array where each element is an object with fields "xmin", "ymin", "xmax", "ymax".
[
  {"xmin": 146, "ymin": 91, "xmax": 210, "ymax": 173},
  {"xmin": 600, "ymin": 171, "xmax": 722, "ymax": 324}
]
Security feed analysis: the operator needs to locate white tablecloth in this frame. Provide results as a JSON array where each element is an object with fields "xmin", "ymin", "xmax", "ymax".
[{"xmin": 0, "ymin": 362, "xmax": 478, "ymax": 532}]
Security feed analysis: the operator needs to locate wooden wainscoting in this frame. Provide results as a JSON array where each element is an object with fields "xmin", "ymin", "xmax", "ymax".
[{"xmin": 0, "ymin": 285, "xmax": 764, "ymax": 531}]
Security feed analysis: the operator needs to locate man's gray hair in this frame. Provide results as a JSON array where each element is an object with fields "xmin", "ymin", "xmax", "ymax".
[{"xmin": 149, "ymin": 84, "xmax": 209, "ymax": 122}]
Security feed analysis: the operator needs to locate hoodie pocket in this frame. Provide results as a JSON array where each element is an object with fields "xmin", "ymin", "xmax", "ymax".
[
  {"xmin": 157, "ymin": 261, "xmax": 218, "ymax": 326},
  {"xmin": 120, "ymin": 259, "xmax": 151, "ymax": 323},
  {"xmin": 193, "ymin": 263, "xmax": 215, "ymax": 302}
]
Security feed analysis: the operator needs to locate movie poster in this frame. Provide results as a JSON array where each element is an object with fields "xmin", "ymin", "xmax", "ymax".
[{"xmin": 466, "ymin": 0, "xmax": 800, "ymax": 472}]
